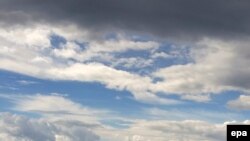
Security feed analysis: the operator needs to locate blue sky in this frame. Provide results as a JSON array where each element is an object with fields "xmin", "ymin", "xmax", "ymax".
[{"xmin": 1, "ymin": 1, "xmax": 250, "ymax": 140}]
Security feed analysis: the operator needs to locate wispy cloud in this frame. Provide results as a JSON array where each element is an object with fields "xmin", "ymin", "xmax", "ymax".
[{"xmin": 16, "ymin": 80, "xmax": 38, "ymax": 85}]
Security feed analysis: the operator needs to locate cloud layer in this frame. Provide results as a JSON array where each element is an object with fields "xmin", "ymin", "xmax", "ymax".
[
  {"xmin": 0, "ymin": 112, "xmax": 229, "ymax": 141},
  {"xmin": 153, "ymin": 38, "xmax": 250, "ymax": 101},
  {"xmin": 0, "ymin": 94, "xmax": 241, "ymax": 141},
  {"xmin": 0, "ymin": 113, "xmax": 100, "ymax": 141},
  {"xmin": 1, "ymin": 0, "xmax": 250, "ymax": 40}
]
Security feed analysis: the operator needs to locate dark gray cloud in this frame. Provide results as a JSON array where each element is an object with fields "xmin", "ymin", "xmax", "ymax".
[{"xmin": 1, "ymin": 0, "xmax": 250, "ymax": 40}]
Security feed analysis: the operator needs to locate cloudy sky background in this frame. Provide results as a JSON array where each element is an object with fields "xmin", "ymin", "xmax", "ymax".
[{"xmin": 1, "ymin": 0, "xmax": 250, "ymax": 140}]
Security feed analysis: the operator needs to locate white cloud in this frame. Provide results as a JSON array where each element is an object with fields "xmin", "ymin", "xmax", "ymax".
[
  {"xmin": 0, "ymin": 94, "xmax": 232, "ymax": 141},
  {"xmin": 0, "ymin": 94, "xmax": 212, "ymax": 141},
  {"xmin": 152, "ymin": 38, "xmax": 250, "ymax": 101},
  {"xmin": 101, "ymin": 120, "xmax": 226, "ymax": 141},
  {"xmin": 227, "ymin": 95, "xmax": 250, "ymax": 110},
  {"xmin": 0, "ymin": 111, "xmax": 232, "ymax": 141},
  {"xmin": 0, "ymin": 113, "xmax": 100, "ymax": 141},
  {"xmin": 0, "ymin": 25, "xmax": 51, "ymax": 48},
  {"xmin": 0, "ymin": 94, "xmax": 108, "ymax": 123},
  {"xmin": 52, "ymin": 35, "xmax": 159, "ymax": 62},
  {"xmin": 52, "ymin": 41, "xmax": 83, "ymax": 60},
  {"xmin": 151, "ymin": 52, "xmax": 172, "ymax": 59},
  {"xmin": 111, "ymin": 57, "xmax": 153, "ymax": 69}
]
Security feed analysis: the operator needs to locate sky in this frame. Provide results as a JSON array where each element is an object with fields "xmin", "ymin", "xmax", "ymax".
[{"xmin": 0, "ymin": 0, "xmax": 250, "ymax": 141}]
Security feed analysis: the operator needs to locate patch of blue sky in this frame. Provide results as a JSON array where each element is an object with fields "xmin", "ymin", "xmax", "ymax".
[
  {"xmin": 0, "ymin": 98, "xmax": 12, "ymax": 112},
  {"xmin": 49, "ymin": 33, "xmax": 67, "ymax": 48},
  {"xmin": 210, "ymin": 90, "xmax": 250, "ymax": 119},
  {"xmin": 0, "ymin": 70, "xmax": 24, "ymax": 92},
  {"xmin": 115, "ymin": 49, "xmax": 152, "ymax": 59},
  {"xmin": 211, "ymin": 90, "xmax": 241, "ymax": 106}
]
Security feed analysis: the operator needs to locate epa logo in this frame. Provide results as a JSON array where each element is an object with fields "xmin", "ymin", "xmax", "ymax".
[
  {"xmin": 227, "ymin": 125, "xmax": 250, "ymax": 141},
  {"xmin": 231, "ymin": 131, "xmax": 247, "ymax": 138}
]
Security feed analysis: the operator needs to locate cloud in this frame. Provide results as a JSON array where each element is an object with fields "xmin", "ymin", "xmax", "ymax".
[
  {"xmin": 103, "ymin": 120, "xmax": 226, "ymax": 141},
  {"xmin": 111, "ymin": 57, "xmax": 154, "ymax": 69},
  {"xmin": 227, "ymin": 95, "xmax": 250, "ymax": 110},
  {"xmin": 151, "ymin": 52, "xmax": 172, "ymax": 59},
  {"xmin": 0, "ymin": 113, "xmax": 100, "ymax": 141},
  {"xmin": 0, "ymin": 94, "xmax": 224, "ymax": 141},
  {"xmin": 1, "ymin": 0, "xmax": 250, "ymax": 41},
  {"xmin": 0, "ymin": 94, "xmax": 109, "ymax": 123},
  {"xmin": 0, "ymin": 94, "xmax": 248, "ymax": 141},
  {"xmin": 0, "ymin": 25, "xmax": 51, "ymax": 48},
  {"xmin": 152, "ymin": 38, "xmax": 250, "ymax": 101},
  {"xmin": 0, "ymin": 110, "xmax": 248, "ymax": 141},
  {"xmin": 52, "ymin": 37, "xmax": 159, "ymax": 62},
  {"xmin": 88, "ymin": 39, "xmax": 159, "ymax": 53},
  {"xmin": 16, "ymin": 80, "xmax": 38, "ymax": 85},
  {"xmin": 0, "ymin": 112, "xmax": 230, "ymax": 141}
]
